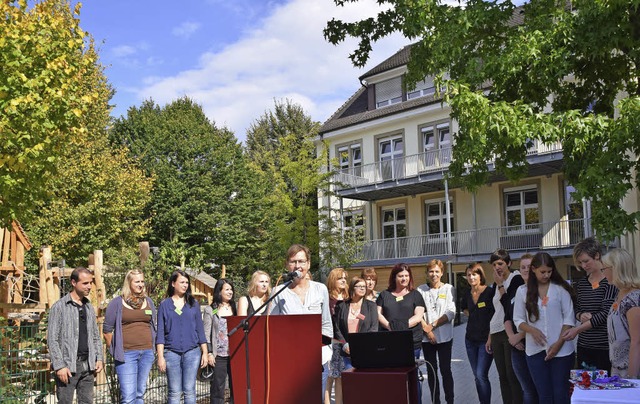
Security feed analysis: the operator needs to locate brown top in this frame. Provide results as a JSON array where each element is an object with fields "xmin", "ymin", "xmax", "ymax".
[{"xmin": 122, "ymin": 306, "xmax": 153, "ymax": 351}]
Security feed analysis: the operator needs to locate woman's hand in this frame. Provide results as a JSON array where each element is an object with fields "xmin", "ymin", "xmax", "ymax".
[
  {"xmin": 485, "ymin": 335, "xmax": 493, "ymax": 354},
  {"xmin": 200, "ymin": 353, "xmax": 208, "ymax": 368},
  {"xmin": 427, "ymin": 332, "xmax": 437, "ymax": 344},
  {"xmin": 578, "ymin": 312, "xmax": 592, "ymax": 323},
  {"xmin": 157, "ymin": 356, "xmax": 166, "ymax": 373},
  {"xmin": 561, "ymin": 327, "xmax": 579, "ymax": 341},
  {"xmin": 528, "ymin": 327, "xmax": 547, "ymax": 347},
  {"xmin": 207, "ymin": 353, "xmax": 216, "ymax": 367},
  {"xmin": 545, "ymin": 340, "xmax": 563, "ymax": 361}
]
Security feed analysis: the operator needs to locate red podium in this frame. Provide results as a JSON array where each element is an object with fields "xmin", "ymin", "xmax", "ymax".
[
  {"xmin": 227, "ymin": 314, "xmax": 321, "ymax": 404},
  {"xmin": 342, "ymin": 366, "xmax": 419, "ymax": 404}
]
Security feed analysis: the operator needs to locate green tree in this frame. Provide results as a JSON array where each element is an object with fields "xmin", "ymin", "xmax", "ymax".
[
  {"xmin": 245, "ymin": 99, "xmax": 358, "ymax": 276},
  {"xmin": 1, "ymin": 0, "xmax": 103, "ymax": 224},
  {"xmin": 325, "ymin": 0, "xmax": 640, "ymax": 241},
  {"xmin": 110, "ymin": 97, "xmax": 268, "ymax": 279}
]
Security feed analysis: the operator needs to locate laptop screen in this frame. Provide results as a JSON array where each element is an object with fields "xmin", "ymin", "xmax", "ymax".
[{"xmin": 347, "ymin": 330, "xmax": 416, "ymax": 369}]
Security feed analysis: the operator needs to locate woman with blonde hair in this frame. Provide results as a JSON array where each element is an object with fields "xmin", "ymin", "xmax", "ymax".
[
  {"xmin": 104, "ymin": 269, "xmax": 157, "ymax": 404},
  {"xmin": 325, "ymin": 267, "xmax": 348, "ymax": 404},
  {"xmin": 602, "ymin": 248, "xmax": 640, "ymax": 378},
  {"xmin": 237, "ymin": 270, "xmax": 271, "ymax": 316}
]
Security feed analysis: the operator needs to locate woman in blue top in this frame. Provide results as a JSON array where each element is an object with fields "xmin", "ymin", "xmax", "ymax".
[
  {"xmin": 104, "ymin": 269, "xmax": 157, "ymax": 404},
  {"xmin": 156, "ymin": 270, "xmax": 208, "ymax": 404}
]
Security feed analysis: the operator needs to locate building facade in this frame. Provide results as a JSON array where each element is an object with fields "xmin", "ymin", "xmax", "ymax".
[{"xmin": 317, "ymin": 45, "xmax": 639, "ymax": 296}]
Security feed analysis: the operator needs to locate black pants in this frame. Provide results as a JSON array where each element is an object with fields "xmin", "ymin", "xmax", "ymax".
[
  {"xmin": 577, "ymin": 345, "xmax": 611, "ymax": 374},
  {"xmin": 422, "ymin": 340, "xmax": 454, "ymax": 404},
  {"xmin": 210, "ymin": 355, "xmax": 233, "ymax": 404}
]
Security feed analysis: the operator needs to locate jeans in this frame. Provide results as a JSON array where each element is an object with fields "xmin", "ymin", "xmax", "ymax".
[
  {"xmin": 115, "ymin": 349, "xmax": 155, "ymax": 404},
  {"xmin": 465, "ymin": 338, "xmax": 494, "ymax": 404},
  {"xmin": 422, "ymin": 340, "xmax": 454, "ymax": 404},
  {"xmin": 55, "ymin": 358, "xmax": 94, "ymax": 404},
  {"xmin": 343, "ymin": 356, "xmax": 353, "ymax": 371},
  {"xmin": 321, "ymin": 361, "xmax": 329, "ymax": 401},
  {"xmin": 211, "ymin": 356, "xmax": 233, "ymax": 404},
  {"xmin": 165, "ymin": 347, "xmax": 202, "ymax": 404},
  {"xmin": 526, "ymin": 351, "xmax": 574, "ymax": 404},
  {"xmin": 491, "ymin": 331, "xmax": 522, "ymax": 404},
  {"xmin": 511, "ymin": 348, "xmax": 537, "ymax": 404}
]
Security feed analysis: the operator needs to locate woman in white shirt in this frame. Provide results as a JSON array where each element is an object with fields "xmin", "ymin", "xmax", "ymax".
[
  {"xmin": 417, "ymin": 259, "xmax": 456, "ymax": 404},
  {"xmin": 514, "ymin": 252, "xmax": 575, "ymax": 404}
]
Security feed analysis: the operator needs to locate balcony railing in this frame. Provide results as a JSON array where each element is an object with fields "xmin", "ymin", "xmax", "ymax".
[
  {"xmin": 359, "ymin": 218, "xmax": 590, "ymax": 261},
  {"xmin": 333, "ymin": 141, "xmax": 562, "ymax": 191}
]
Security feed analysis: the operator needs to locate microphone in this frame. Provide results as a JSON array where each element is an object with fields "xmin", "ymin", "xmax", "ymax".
[{"xmin": 282, "ymin": 270, "xmax": 302, "ymax": 282}]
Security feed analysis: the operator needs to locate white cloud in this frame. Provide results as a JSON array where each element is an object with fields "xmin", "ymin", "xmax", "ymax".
[
  {"xmin": 137, "ymin": 0, "xmax": 408, "ymax": 141},
  {"xmin": 111, "ymin": 45, "xmax": 137, "ymax": 58},
  {"xmin": 172, "ymin": 21, "xmax": 201, "ymax": 39}
]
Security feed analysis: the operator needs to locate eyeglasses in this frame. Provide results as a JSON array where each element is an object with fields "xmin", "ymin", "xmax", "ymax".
[
  {"xmin": 354, "ymin": 285, "xmax": 366, "ymax": 289},
  {"xmin": 288, "ymin": 259, "xmax": 308, "ymax": 265}
]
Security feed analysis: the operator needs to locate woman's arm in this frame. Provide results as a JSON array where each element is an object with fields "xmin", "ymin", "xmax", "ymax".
[
  {"xmin": 237, "ymin": 296, "xmax": 249, "ymax": 316},
  {"xmin": 546, "ymin": 324, "xmax": 570, "ymax": 361},
  {"xmin": 626, "ymin": 306, "xmax": 640, "ymax": 378},
  {"xmin": 377, "ymin": 305, "xmax": 391, "ymax": 330},
  {"xmin": 409, "ymin": 306, "xmax": 425, "ymax": 328}
]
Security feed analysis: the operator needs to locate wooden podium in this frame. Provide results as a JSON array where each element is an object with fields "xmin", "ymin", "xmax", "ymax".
[
  {"xmin": 342, "ymin": 366, "xmax": 419, "ymax": 404},
  {"xmin": 227, "ymin": 314, "xmax": 321, "ymax": 404}
]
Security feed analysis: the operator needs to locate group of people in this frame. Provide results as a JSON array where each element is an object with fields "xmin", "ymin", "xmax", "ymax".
[
  {"xmin": 461, "ymin": 238, "xmax": 640, "ymax": 404},
  {"xmin": 46, "ymin": 238, "xmax": 639, "ymax": 404}
]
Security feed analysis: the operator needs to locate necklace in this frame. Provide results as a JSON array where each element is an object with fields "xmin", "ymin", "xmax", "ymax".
[{"xmin": 349, "ymin": 302, "xmax": 362, "ymax": 316}]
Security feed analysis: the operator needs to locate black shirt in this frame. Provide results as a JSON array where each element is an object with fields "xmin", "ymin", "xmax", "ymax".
[
  {"xmin": 461, "ymin": 287, "xmax": 495, "ymax": 343},
  {"xmin": 74, "ymin": 301, "xmax": 89, "ymax": 358},
  {"xmin": 376, "ymin": 289, "xmax": 426, "ymax": 348}
]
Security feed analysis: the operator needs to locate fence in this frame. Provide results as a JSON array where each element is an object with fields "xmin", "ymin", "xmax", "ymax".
[{"xmin": 0, "ymin": 322, "xmax": 212, "ymax": 403}]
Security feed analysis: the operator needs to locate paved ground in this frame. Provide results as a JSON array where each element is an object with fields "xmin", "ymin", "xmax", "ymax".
[{"xmin": 418, "ymin": 321, "xmax": 502, "ymax": 403}]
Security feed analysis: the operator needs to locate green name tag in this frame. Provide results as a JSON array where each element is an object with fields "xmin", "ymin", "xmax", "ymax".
[
  {"xmin": 144, "ymin": 310, "xmax": 152, "ymax": 315},
  {"xmin": 212, "ymin": 308, "xmax": 218, "ymax": 316},
  {"xmin": 174, "ymin": 308, "xmax": 182, "ymax": 315}
]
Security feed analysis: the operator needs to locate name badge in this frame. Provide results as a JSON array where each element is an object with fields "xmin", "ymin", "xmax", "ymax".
[
  {"xmin": 174, "ymin": 308, "xmax": 182, "ymax": 315},
  {"xmin": 356, "ymin": 313, "xmax": 366, "ymax": 320},
  {"xmin": 438, "ymin": 294, "xmax": 446, "ymax": 299},
  {"xmin": 477, "ymin": 302, "xmax": 486, "ymax": 308},
  {"xmin": 144, "ymin": 310, "xmax": 152, "ymax": 315},
  {"xmin": 212, "ymin": 308, "xmax": 218, "ymax": 316},
  {"xmin": 395, "ymin": 296, "xmax": 404, "ymax": 302}
]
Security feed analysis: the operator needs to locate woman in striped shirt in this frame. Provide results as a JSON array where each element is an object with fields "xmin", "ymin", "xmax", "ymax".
[{"xmin": 562, "ymin": 237, "xmax": 617, "ymax": 373}]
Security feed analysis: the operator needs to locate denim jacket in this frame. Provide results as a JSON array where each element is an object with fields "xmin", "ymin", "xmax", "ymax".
[{"xmin": 47, "ymin": 293, "xmax": 103, "ymax": 372}]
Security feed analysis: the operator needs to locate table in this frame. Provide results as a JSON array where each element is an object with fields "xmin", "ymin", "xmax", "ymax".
[
  {"xmin": 571, "ymin": 379, "xmax": 640, "ymax": 404},
  {"xmin": 342, "ymin": 366, "xmax": 419, "ymax": 404}
]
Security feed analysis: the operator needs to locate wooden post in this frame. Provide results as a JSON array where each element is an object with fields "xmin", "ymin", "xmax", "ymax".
[
  {"xmin": 221, "ymin": 264, "xmax": 226, "ymax": 279},
  {"xmin": 139, "ymin": 242, "xmax": 150, "ymax": 267},
  {"xmin": 14, "ymin": 243, "xmax": 24, "ymax": 304},
  {"xmin": 1, "ymin": 228, "xmax": 9, "ymax": 267},
  {"xmin": 93, "ymin": 250, "xmax": 105, "ymax": 309},
  {"xmin": 43, "ymin": 247, "xmax": 57, "ymax": 307}
]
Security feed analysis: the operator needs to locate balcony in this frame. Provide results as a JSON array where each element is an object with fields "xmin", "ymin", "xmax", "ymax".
[
  {"xmin": 358, "ymin": 218, "xmax": 592, "ymax": 262},
  {"xmin": 332, "ymin": 141, "xmax": 563, "ymax": 201}
]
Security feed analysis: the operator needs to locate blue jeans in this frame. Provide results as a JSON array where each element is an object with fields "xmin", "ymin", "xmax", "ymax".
[
  {"xmin": 321, "ymin": 361, "xmax": 329, "ymax": 401},
  {"xmin": 343, "ymin": 356, "xmax": 353, "ymax": 371},
  {"xmin": 511, "ymin": 348, "xmax": 538, "ymax": 404},
  {"xmin": 165, "ymin": 347, "xmax": 202, "ymax": 404},
  {"xmin": 115, "ymin": 349, "xmax": 155, "ymax": 404},
  {"xmin": 526, "ymin": 351, "xmax": 574, "ymax": 404},
  {"xmin": 465, "ymin": 338, "xmax": 493, "ymax": 404}
]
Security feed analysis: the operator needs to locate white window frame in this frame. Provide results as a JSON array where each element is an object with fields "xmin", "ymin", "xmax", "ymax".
[
  {"xmin": 338, "ymin": 143, "xmax": 362, "ymax": 176},
  {"xmin": 425, "ymin": 198, "xmax": 454, "ymax": 239},
  {"xmin": 375, "ymin": 77, "xmax": 403, "ymax": 108},
  {"xmin": 407, "ymin": 76, "xmax": 436, "ymax": 100},
  {"xmin": 503, "ymin": 185, "xmax": 540, "ymax": 234},
  {"xmin": 381, "ymin": 205, "xmax": 406, "ymax": 240}
]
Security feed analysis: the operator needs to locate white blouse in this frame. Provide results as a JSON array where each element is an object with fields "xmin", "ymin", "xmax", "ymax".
[
  {"xmin": 417, "ymin": 283, "xmax": 456, "ymax": 343},
  {"xmin": 513, "ymin": 283, "xmax": 575, "ymax": 357}
]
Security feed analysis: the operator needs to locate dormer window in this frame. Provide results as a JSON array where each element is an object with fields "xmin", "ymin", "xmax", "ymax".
[
  {"xmin": 375, "ymin": 77, "xmax": 402, "ymax": 108},
  {"xmin": 407, "ymin": 77, "xmax": 436, "ymax": 100}
]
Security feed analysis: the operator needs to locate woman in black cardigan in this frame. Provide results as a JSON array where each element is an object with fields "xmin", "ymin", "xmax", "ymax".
[{"xmin": 333, "ymin": 276, "xmax": 379, "ymax": 370}]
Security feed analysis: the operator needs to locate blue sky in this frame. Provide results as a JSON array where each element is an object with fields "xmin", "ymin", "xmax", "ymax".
[{"xmin": 75, "ymin": 0, "xmax": 409, "ymax": 142}]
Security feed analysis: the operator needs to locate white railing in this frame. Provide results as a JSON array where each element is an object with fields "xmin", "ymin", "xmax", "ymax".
[
  {"xmin": 333, "ymin": 141, "xmax": 563, "ymax": 190},
  {"xmin": 358, "ymin": 218, "xmax": 590, "ymax": 260}
]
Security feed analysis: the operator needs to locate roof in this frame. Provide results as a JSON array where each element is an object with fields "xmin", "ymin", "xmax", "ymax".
[
  {"xmin": 359, "ymin": 45, "xmax": 412, "ymax": 81},
  {"xmin": 185, "ymin": 269, "xmax": 217, "ymax": 289},
  {"xmin": 10, "ymin": 221, "xmax": 32, "ymax": 250}
]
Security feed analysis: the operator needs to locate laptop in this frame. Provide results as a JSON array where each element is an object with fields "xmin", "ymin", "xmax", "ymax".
[{"xmin": 347, "ymin": 330, "xmax": 415, "ymax": 369}]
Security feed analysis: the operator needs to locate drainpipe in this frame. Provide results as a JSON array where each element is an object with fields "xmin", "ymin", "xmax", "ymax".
[
  {"xmin": 445, "ymin": 178, "xmax": 452, "ymax": 255},
  {"xmin": 472, "ymin": 192, "xmax": 477, "ymax": 254}
]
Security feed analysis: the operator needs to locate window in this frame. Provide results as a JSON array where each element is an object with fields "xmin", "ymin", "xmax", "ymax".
[
  {"xmin": 407, "ymin": 77, "xmax": 436, "ymax": 100},
  {"xmin": 338, "ymin": 143, "xmax": 362, "ymax": 177},
  {"xmin": 375, "ymin": 77, "xmax": 403, "ymax": 108},
  {"xmin": 425, "ymin": 199, "xmax": 454, "ymax": 238},
  {"xmin": 504, "ymin": 186, "xmax": 540, "ymax": 232},
  {"xmin": 564, "ymin": 182, "xmax": 590, "ymax": 243},
  {"xmin": 379, "ymin": 135, "xmax": 404, "ymax": 180},
  {"xmin": 382, "ymin": 207, "xmax": 406, "ymax": 239},
  {"xmin": 343, "ymin": 209, "xmax": 365, "ymax": 240},
  {"xmin": 421, "ymin": 123, "xmax": 451, "ymax": 167}
]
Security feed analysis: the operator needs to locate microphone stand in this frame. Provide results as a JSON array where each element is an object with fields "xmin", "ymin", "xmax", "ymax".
[{"xmin": 227, "ymin": 277, "xmax": 296, "ymax": 404}]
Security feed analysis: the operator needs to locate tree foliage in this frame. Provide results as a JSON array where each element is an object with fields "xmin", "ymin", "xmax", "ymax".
[
  {"xmin": 1, "ymin": 0, "xmax": 102, "ymax": 224},
  {"xmin": 325, "ymin": 0, "xmax": 640, "ymax": 241},
  {"xmin": 245, "ymin": 100, "xmax": 327, "ymax": 274},
  {"xmin": 110, "ymin": 98, "xmax": 269, "ymax": 279}
]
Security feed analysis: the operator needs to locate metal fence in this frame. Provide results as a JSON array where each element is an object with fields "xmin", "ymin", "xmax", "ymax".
[{"xmin": 0, "ymin": 322, "xmax": 211, "ymax": 403}]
